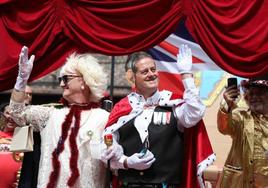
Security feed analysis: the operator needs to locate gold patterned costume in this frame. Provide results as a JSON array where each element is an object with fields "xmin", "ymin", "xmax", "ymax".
[{"xmin": 217, "ymin": 100, "xmax": 268, "ymax": 188}]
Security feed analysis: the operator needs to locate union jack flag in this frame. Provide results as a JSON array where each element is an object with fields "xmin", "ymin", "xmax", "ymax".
[{"xmin": 148, "ymin": 22, "xmax": 221, "ymax": 96}]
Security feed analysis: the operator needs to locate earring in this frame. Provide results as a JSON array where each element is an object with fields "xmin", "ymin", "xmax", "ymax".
[{"xmin": 81, "ymin": 85, "xmax": 85, "ymax": 90}]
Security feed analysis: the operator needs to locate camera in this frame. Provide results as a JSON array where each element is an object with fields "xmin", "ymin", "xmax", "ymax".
[{"xmin": 227, "ymin": 77, "xmax": 237, "ymax": 88}]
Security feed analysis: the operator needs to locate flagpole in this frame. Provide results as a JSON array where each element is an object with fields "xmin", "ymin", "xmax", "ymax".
[{"xmin": 109, "ymin": 56, "xmax": 115, "ymax": 101}]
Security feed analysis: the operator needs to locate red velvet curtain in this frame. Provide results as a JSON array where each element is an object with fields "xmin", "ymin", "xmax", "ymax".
[
  {"xmin": 0, "ymin": 0, "xmax": 267, "ymax": 92},
  {"xmin": 185, "ymin": 0, "xmax": 268, "ymax": 78},
  {"xmin": 0, "ymin": 0, "xmax": 182, "ymax": 91}
]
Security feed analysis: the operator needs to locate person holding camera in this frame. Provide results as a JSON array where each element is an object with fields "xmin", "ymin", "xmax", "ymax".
[
  {"xmin": 217, "ymin": 75, "xmax": 268, "ymax": 187},
  {"xmin": 101, "ymin": 45, "xmax": 214, "ymax": 188}
]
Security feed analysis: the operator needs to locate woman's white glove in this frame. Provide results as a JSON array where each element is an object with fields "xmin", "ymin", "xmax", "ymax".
[
  {"xmin": 14, "ymin": 46, "xmax": 35, "ymax": 91},
  {"xmin": 126, "ymin": 150, "xmax": 155, "ymax": 170},
  {"xmin": 101, "ymin": 140, "xmax": 124, "ymax": 162},
  {"xmin": 177, "ymin": 44, "xmax": 192, "ymax": 74}
]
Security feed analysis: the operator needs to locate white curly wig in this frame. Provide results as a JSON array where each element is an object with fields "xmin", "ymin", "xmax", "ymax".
[{"xmin": 60, "ymin": 52, "xmax": 108, "ymax": 102}]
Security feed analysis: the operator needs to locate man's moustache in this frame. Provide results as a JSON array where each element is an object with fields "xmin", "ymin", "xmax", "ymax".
[{"xmin": 147, "ymin": 76, "xmax": 157, "ymax": 81}]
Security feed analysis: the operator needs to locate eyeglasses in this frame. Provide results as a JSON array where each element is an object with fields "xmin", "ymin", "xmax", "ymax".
[{"xmin": 58, "ymin": 75, "xmax": 81, "ymax": 85}]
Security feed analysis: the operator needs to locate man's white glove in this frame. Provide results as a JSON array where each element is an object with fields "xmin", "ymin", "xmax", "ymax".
[
  {"xmin": 126, "ymin": 150, "xmax": 155, "ymax": 170},
  {"xmin": 101, "ymin": 140, "xmax": 124, "ymax": 162},
  {"xmin": 14, "ymin": 46, "xmax": 35, "ymax": 91},
  {"xmin": 177, "ymin": 44, "xmax": 192, "ymax": 74}
]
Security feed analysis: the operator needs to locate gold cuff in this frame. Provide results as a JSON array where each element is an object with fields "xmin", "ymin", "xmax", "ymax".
[{"xmin": 220, "ymin": 100, "xmax": 229, "ymax": 113}]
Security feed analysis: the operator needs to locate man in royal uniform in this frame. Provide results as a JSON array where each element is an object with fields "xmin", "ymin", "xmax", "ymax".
[{"xmin": 102, "ymin": 45, "xmax": 215, "ymax": 188}]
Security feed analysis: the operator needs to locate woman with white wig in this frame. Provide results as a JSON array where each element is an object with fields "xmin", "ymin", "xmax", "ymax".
[{"xmin": 9, "ymin": 46, "xmax": 109, "ymax": 188}]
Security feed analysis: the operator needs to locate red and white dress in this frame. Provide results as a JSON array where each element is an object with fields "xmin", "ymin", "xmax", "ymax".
[{"xmin": 9, "ymin": 103, "xmax": 109, "ymax": 188}]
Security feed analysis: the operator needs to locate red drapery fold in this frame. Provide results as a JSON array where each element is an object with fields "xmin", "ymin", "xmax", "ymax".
[
  {"xmin": 0, "ymin": 0, "xmax": 267, "ymax": 92},
  {"xmin": 0, "ymin": 0, "xmax": 183, "ymax": 91},
  {"xmin": 185, "ymin": 0, "xmax": 268, "ymax": 78}
]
